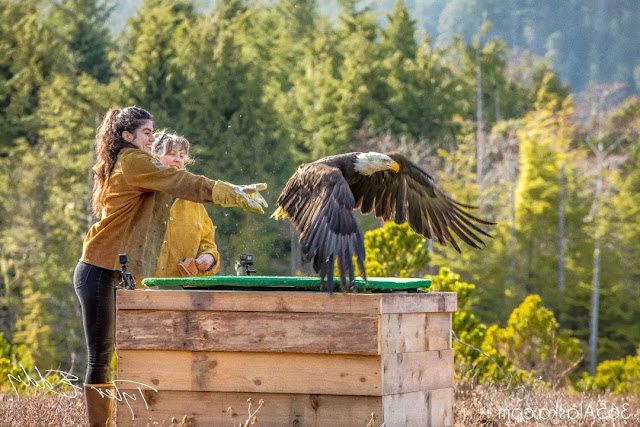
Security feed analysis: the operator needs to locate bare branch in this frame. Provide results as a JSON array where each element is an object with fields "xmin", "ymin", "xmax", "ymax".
[
  {"xmin": 603, "ymin": 135, "xmax": 625, "ymax": 155},
  {"xmin": 552, "ymin": 355, "xmax": 584, "ymax": 390},
  {"xmin": 452, "ymin": 330, "xmax": 513, "ymax": 388}
]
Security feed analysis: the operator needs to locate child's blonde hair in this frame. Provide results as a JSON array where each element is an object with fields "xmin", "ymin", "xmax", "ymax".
[{"xmin": 151, "ymin": 129, "xmax": 194, "ymax": 166}]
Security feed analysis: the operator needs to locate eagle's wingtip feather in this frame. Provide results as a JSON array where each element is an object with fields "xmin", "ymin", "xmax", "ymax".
[{"xmin": 271, "ymin": 206, "xmax": 288, "ymax": 220}]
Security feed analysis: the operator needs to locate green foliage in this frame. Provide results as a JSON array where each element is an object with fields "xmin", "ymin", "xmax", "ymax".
[
  {"xmin": 2, "ymin": 71, "xmax": 109, "ymax": 373},
  {"xmin": 431, "ymin": 268, "xmax": 498, "ymax": 385},
  {"xmin": 275, "ymin": 19, "xmax": 346, "ymax": 161},
  {"xmin": 363, "ymin": 222, "xmax": 430, "ymax": 278},
  {"xmin": 432, "ymin": 269, "xmax": 581, "ymax": 388},
  {"xmin": 0, "ymin": 0, "xmax": 69, "ymax": 149},
  {"xmin": 0, "ymin": 332, "xmax": 34, "ymax": 394},
  {"xmin": 116, "ymin": 0, "xmax": 194, "ymax": 125},
  {"xmin": 577, "ymin": 344, "xmax": 640, "ymax": 396},
  {"xmin": 51, "ymin": 0, "xmax": 113, "ymax": 82},
  {"xmin": 582, "ymin": 97, "xmax": 640, "ymax": 361},
  {"xmin": 0, "ymin": 332, "xmax": 78, "ymax": 396},
  {"xmin": 485, "ymin": 295, "xmax": 583, "ymax": 386},
  {"xmin": 168, "ymin": 2, "xmax": 293, "ymax": 272},
  {"xmin": 334, "ymin": 0, "xmax": 392, "ymax": 147},
  {"xmin": 429, "ymin": 121, "xmax": 522, "ymax": 323},
  {"xmin": 0, "ymin": 0, "xmax": 111, "ymax": 374},
  {"xmin": 434, "ymin": 0, "xmax": 640, "ymax": 93},
  {"xmin": 430, "ymin": 267, "xmax": 475, "ymax": 310},
  {"xmin": 382, "ymin": 38, "xmax": 468, "ymax": 142},
  {"xmin": 513, "ymin": 92, "xmax": 594, "ymax": 322},
  {"xmin": 382, "ymin": 0, "xmax": 417, "ymax": 60}
]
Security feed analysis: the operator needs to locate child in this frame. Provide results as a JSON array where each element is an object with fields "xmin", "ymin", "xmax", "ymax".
[{"xmin": 151, "ymin": 131, "xmax": 220, "ymax": 278}]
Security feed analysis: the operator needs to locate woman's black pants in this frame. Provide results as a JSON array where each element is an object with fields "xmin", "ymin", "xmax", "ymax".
[{"xmin": 73, "ymin": 260, "xmax": 120, "ymax": 384}]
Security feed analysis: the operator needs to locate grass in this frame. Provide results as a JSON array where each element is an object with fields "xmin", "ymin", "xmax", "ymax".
[
  {"xmin": 0, "ymin": 393, "xmax": 86, "ymax": 427},
  {"xmin": 0, "ymin": 388, "xmax": 638, "ymax": 426},
  {"xmin": 455, "ymin": 385, "xmax": 640, "ymax": 426}
]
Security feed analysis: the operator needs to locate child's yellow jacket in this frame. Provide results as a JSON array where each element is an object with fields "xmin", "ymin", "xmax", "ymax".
[{"xmin": 154, "ymin": 199, "xmax": 220, "ymax": 277}]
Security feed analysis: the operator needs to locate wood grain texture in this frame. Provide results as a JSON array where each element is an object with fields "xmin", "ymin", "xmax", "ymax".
[
  {"xmin": 381, "ymin": 312, "xmax": 451, "ymax": 353},
  {"xmin": 116, "ymin": 310, "xmax": 379, "ymax": 354},
  {"xmin": 116, "ymin": 290, "xmax": 383, "ymax": 314},
  {"xmin": 382, "ymin": 350, "xmax": 454, "ymax": 395},
  {"xmin": 117, "ymin": 350, "xmax": 382, "ymax": 396},
  {"xmin": 382, "ymin": 388, "xmax": 453, "ymax": 427},
  {"xmin": 116, "ymin": 290, "xmax": 457, "ymax": 314},
  {"xmin": 380, "ymin": 292, "xmax": 457, "ymax": 314},
  {"xmin": 115, "ymin": 390, "xmax": 384, "ymax": 427},
  {"xmin": 115, "ymin": 289, "xmax": 456, "ymax": 424}
]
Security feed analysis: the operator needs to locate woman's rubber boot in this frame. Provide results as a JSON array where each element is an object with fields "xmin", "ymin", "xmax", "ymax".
[{"xmin": 84, "ymin": 383, "xmax": 115, "ymax": 427}]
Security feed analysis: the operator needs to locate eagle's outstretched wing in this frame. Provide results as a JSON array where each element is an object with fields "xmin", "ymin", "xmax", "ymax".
[
  {"xmin": 350, "ymin": 153, "xmax": 494, "ymax": 252},
  {"xmin": 275, "ymin": 163, "xmax": 365, "ymax": 291}
]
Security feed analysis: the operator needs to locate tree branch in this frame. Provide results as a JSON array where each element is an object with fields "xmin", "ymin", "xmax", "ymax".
[{"xmin": 452, "ymin": 330, "xmax": 513, "ymax": 388}]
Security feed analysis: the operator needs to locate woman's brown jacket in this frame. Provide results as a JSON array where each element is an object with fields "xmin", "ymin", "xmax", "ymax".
[{"xmin": 81, "ymin": 148, "xmax": 230, "ymax": 277}]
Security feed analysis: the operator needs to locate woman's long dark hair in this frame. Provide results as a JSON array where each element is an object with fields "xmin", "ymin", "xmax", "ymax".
[{"xmin": 91, "ymin": 106, "xmax": 153, "ymax": 215}]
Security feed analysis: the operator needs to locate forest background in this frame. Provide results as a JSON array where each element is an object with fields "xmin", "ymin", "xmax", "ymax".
[{"xmin": 1, "ymin": 0, "xmax": 640, "ymax": 396}]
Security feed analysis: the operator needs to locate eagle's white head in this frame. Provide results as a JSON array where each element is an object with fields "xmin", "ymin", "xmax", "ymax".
[{"xmin": 354, "ymin": 152, "xmax": 400, "ymax": 176}]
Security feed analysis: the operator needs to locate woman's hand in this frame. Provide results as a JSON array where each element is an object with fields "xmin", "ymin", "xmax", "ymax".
[{"xmin": 195, "ymin": 254, "xmax": 215, "ymax": 271}]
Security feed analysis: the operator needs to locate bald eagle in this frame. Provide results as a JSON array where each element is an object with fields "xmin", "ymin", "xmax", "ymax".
[{"xmin": 272, "ymin": 152, "xmax": 494, "ymax": 292}]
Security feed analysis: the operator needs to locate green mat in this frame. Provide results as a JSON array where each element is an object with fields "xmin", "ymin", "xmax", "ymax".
[{"xmin": 141, "ymin": 275, "xmax": 431, "ymax": 293}]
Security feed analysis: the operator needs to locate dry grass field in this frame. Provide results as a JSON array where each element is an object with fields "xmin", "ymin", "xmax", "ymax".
[
  {"xmin": 0, "ymin": 387, "xmax": 638, "ymax": 426},
  {"xmin": 0, "ymin": 393, "xmax": 86, "ymax": 427},
  {"xmin": 455, "ymin": 386, "xmax": 640, "ymax": 426}
]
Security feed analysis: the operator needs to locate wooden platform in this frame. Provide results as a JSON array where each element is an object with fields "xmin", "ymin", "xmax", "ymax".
[{"xmin": 115, "ymin": 290, "xmax": 456, "ymax": 426}]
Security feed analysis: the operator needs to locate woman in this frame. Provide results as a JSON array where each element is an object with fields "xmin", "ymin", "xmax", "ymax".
[
  {"xmin": 151, "ymin": 130, "xmax": 220, "ymax": 278},
  {"xmin": 74, "ymin": 106, "xmax": 266, "ymax": 426}
]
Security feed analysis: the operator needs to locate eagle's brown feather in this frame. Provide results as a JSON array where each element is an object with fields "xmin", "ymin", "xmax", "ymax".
[{"xmin": 273, "ymin": 152, "xmax": 495, "ymax": 292}]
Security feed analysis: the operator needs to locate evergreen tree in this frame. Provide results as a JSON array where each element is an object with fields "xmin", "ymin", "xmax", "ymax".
[
  {"xmin": 51, "ymin": 0, "xmax": 113, "ymax": 83},
  {"xmin": 384, "ymin": 37, "xmax": 467, "ymax": 142},
  {"xmin": 381, "ymin": 1, "xmax": 464, "ymax": 142},
  {"xmin": 276, "ymin": 19, "xmax": 345, "ymax": 161},
  {"xmin": 8, "ymin": 73, "xmax": 110, "ymax": 371},
  {"xmin": 485, "ymin": 294, "xmax": 583, "ymax": 386},
  {"xmin": 171, "ymin": 2, "xmax": 293, "ymax": 274},
  {"xmin": 0, "ymin": 0, "xmax": 68, "ymax": 150},
  {"xmin": 382, "ymin": 0, "xmax": 417, "ymax": 60},
  {"xmin": 116, "ymin": 0, "xmax": 194, "ymax": 125},
  {"xmin": 514, "ymin": 94, "xmax": 590, "ymax": 315},
  {"xmin": 334, "ymin": 0, "xmax": 392, "ymax": 146},
  {"xmin": 363, "ymin": 222, "xmax": 430, "ymax": 278},
  {"xmin": 429, "ymin": 119, "xmax": 520, "ymax": 323},
  {"xmin": 0, "ymin": 0, "xmax": 69, "ymax": 343},
  {"xmin": 568, "ymin": 93, "xmax": 640, "ymax": 366}
]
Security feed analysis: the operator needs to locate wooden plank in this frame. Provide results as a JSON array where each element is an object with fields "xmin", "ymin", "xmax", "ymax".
[
  {"xmin": 118, "ymin": 290, "xmax": 457, "ymax": 313},
  {"xmin": 117, "ymin": 350, "xmax": 382, "ymax": 396},
  {"xmin": 382, "ymin": 350, "xmax": 453, "ymax": 395},
  {"xmin": 116, "ymin": 310, "xmax": 379, "ymax": 354},
  {"xmin": 382, "ymin": 388, "xmax": 453, "ymax": 427},
  {"xmin": 116, "ymin": 390, "xmax": 383, "ymax": 427},
  {"xmin": 380, "ymin": 292, "xmax": 457, "ymax": 313},
  {"xmin": 116, "ymin": 390, "xmax": 383, "ymax": 426},
  {"xmin": 116, "ymin": 289, "xmax": 383, "ymax": 314},
  {"xmin": 381, "ymin": 312, "xmax": 451, "ymax": 353}
]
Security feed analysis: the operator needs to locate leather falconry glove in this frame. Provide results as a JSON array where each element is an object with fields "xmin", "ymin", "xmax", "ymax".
[
  {"xmin": 211, "ymin": 181, "xmax": 268, "ymax": 214},
  {"xmin": 238, "ymin": 183, "xmax": 268, "ymax": 209}
]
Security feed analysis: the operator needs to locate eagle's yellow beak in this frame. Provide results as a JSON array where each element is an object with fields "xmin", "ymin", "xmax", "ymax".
[{"xmin": 389, "ymin": 161, "xmax": 400, "ymax": 173}]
